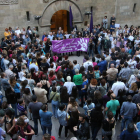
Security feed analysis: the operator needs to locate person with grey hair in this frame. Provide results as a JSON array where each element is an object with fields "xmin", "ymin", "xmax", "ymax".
[
  {"xmin": 5, "ymin": 65, "xmax": 14, "ymax": 80},
  {"xmin": 128, "ymin": 69, "xmax": 139, "ymax": 87},
  {"xmin": 118, "ymin": 62, "xmax": 132, "ymax": 81},
  {"xmin": 70, "ymin": 137, "xmax": 78, "ymax": 140},
  {"xmin": 63, "ymin": 76, "xmax": 75, "ymax": 95},
  {"xmin": 48, "ymin": 32, "xmax": 54, "ymax": 41},
  {"xmin": 73, "ymin": 69, "xmax": 83, "ymax": 97}
]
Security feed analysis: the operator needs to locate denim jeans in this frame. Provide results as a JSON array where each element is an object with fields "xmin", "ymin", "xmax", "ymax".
[
  {"xmin": 121, "ymin": 116, "xmax": 133, "ymax": 131},
  {"xmin": 76, "ymin": 85, "xmax": 82, "ymax": 99},
  {"xmin": 91, "ymin": 124, "xmax": 101, "ymax": 140},
  {"xmin": 33, "ymin": 118, "xmax": 41, "ymax": 135},
  {"xmin": 108, "ymin": 80, "xmax": 114, "ymax": 88},
  {"xmin": 11, "ymin": 103, "xmax": 17, "ymax": 117},
  {"xmin": 98, "ymin": 45, "xmax": 101, "ymax": 55},
  {"xmin": 80, "ymin": 91, "xmax": 87, "ymax": 106},
  {"xmin": 88, "ymin": 49, "xmax": 94, "ymax": 57},
  {"xmin": 42, "ymin": 125, "xmax": 52, "ymax": 135},
  {"xmin": 51, "ymin": 100, "xmax": 59, "ymax": 118}
]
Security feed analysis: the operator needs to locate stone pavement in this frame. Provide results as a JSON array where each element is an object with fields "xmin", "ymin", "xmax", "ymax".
[{"xmin": 4, "ymin": 53, "xmax": 121, "ymax": 140}]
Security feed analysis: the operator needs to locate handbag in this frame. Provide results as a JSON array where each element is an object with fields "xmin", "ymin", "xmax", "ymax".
[{"xmin": 47, "ymin": 92, "xmax": 57, "ymax": 103}]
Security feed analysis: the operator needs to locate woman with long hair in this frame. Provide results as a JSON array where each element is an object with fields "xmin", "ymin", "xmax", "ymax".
[
  {"xmin": 0, "ymin": 109, "xmax": 16, "ymax": 137},
  {"xmin": 41, "ymin": 57, "xmax": 49, "ymax": 69},
  {"xmin": 90, "ymin": 103, "xmax": 104, "ymax": 140},
  {"xmin": 71, "ymin": 86, "xmax": 78, "ymax": 100},
  {"xmin": 98, "ymin": 79, "xmax": 108, "ymax": 96},
  {"xmin": 16, "ymin": 116, "xmax": 34, "ymax": 140},
  {"xmin": 87, "ymin": 65, "xmax": 94, "ymax": 83},
  {"xmin": 50, "ymin": 57, "xmax": 56, "ymax": 69},
  {"xmin": 115, "ymin": 89, "xmax": 126, "ymax": 121},
  {"xmin": 67, "ymin": 108, "xmax": 79, "ymax": 136},
  {"xmin": 56, "ymin": 71, "xmax": 65, "ymax": 87},
  {"xmin": 60, "ymin": 86, "xmax": 69, "ymax": 107},
  {"xmin": 79, "ymin": 66, "xmax": 85, "ymax": 74},
  {"xmin": 30, "ymin": 68, "xmax": 39, "ymax": 83},
  {"xmin": 21, "ymin": 80, "xmax": 32, "ymax": 96},
  {"xmin": 45, "ymin": 38, "xmax": 52, "ymax": 53},
  {"xmin": 45, "ymin": 53, "xmax": 50, "ymax": 64},
  {"xmin": 9, "ymin": 76, "xmax": 21, "ymax": 99},
  {"xmin": 40, "ymin": 75, "xmax": 50, "ymax": 100},
  {"xmin": 67, "ymin": 97, "xmax": 78, "ymax": 115},
  {"xmin": 102, "ymin": 111, "xmax": 115, "ymax": 140},
  {"xmin": 48, "ymin": 70, "xmax": 56, "ymax": 86},
  {"xmin": 128, "ymin": 82, "xmax": 138, "ymax": 97},
  {"xmin": 36, "ymin": 52, "xmax": 42, "ymax": 70},
  {"xmin": 93, "ymin": 90, "xmax": 103, "ymax": 106}
]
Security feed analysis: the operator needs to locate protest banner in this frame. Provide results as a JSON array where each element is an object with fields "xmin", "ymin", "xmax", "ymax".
[{"xmin": 52, "ymin": 38, "xmax": 89, "ymax": 53}]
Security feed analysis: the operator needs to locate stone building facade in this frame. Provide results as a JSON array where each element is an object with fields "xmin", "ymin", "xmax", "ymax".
[{"xmin": 0, "ymin": 0, "xmax": 140, "ymax": 37}]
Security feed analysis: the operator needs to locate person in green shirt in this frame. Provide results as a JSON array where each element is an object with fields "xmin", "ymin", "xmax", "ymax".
[
  {"xmin": 73, "ymin": 69, "xmax": 83, "ymax": 98},
  {"xmin": 104, "ymin": 93, "xmax": 120, "ymax": 116}
]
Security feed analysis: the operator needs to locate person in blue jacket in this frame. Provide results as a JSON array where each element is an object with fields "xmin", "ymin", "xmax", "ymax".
[
  {"xmin": 120, "ymin": 123, "xmax": 138, "ymax": 140},
  {"xmin": 97, "ymin": 56, "xmax": 107, "ymax": 74},
  {"xmin": 135, "ymin": 122, "xmax": 140, "ymax": 138}
]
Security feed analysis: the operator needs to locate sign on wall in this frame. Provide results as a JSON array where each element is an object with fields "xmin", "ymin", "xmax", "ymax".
[{"xmin": 0, "ymin": 0, "xmax": 18, "ymax": 4}]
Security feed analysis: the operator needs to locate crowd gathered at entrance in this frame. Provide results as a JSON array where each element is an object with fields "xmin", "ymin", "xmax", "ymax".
[{"xmin": 1, "ymin": 15, "xmax": 140, "ymax": 140}]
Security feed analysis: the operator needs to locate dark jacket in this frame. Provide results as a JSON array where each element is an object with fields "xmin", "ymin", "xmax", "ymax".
[
  {"xmin": 98, "ymin": 60, "xmax": 107, "ymax": 74},
  {"xmin": 120, "ymin": 130, "xmax": 138, "ymax": 140},
  {"xmin": 77, "ymin": 120, "xmax": 90, "ymax": 139}
]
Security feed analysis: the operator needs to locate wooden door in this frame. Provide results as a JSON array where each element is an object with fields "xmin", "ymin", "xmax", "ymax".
[{"xmin": 51, "ymin": 10, "xmax": 68, "ymax": 33}]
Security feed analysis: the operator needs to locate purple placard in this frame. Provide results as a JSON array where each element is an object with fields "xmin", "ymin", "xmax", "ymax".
[{"xmin": 51, "ymin": 38, "xmax": 89, "ymax": 53}]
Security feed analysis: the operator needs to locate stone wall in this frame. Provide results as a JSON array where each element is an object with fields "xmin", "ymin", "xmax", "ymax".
[{"xmin": 0, "ymin": 0, "xmax": 140, "ymax": 38}]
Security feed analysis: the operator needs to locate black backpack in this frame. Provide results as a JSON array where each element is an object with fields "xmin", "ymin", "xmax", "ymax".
[{"xmin": 88, "ymin": 86, "xmax": 98, "ymax": 102}]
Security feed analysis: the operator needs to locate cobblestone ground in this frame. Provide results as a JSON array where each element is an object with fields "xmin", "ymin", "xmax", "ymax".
[{"xmin": 4, "ymin": 52, "xmax": 121, "ymax": 140}]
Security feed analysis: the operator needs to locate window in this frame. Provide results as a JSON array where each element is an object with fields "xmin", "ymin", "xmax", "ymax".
[
  {"xmin": 26, "ymin": 11, "xmax": 30, "ymax": 21},
  {"xmin": 133, "ymin": 3, "xmax": 137, "ymax": 12}
]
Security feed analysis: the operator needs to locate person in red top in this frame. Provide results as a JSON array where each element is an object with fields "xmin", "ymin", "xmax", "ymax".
[
  {"xmin": 43, "ymin": 133, "xmax": 56, "ymax": 140},
  {"xmin": 48, "ymin": 70, "xmax": 56, "ymax": 86}
]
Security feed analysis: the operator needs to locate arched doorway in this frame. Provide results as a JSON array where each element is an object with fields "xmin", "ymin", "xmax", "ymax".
[{"xmin": 50, "ymin": 10, "xmax": 70, "ymax": 33}]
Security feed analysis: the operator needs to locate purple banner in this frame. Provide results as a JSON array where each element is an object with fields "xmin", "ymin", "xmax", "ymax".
[{"xmin": 52, "ymin": 38, "xmax": 89, "ymax": 53}]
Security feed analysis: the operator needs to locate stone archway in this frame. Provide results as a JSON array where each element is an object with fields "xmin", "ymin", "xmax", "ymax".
[{"xmin": 39, "ymin": 0, "xmax": 83, "ymax": 27}]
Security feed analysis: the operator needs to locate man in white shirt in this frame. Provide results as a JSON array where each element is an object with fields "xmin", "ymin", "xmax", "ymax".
[
  {"xmin": 111, "ymin": 77, "xmax": 128, "ymax": 96},
  {"xmin": 83, "ymin": 56, "xmax": 93, "ymax": 73},
  {"xmin": 63, "ymin": 76, "xmax": 75, "ymax": 95},
  {"xmin": 128, "ymin": 33, "xmax": 134, "ymax": 41},
  {"xmin": 29, "ymin": 59, "xmax": 38, "ymax": 72},
  {"xmin": 15, "ymin": 27, "xmax": 21, "ymax": 36},
  {"xmin": 127, "ymin": 56, "xmax": 137, "ymax": 69},
  {"xmin": 48, "ymin": 32, "xmax": 54, "ymax": 41}
]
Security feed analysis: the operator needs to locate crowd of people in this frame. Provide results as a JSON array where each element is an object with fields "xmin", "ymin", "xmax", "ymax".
[{"xmin": 0, "ymin": 19, "xmax": 140, "ymax": 140}]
